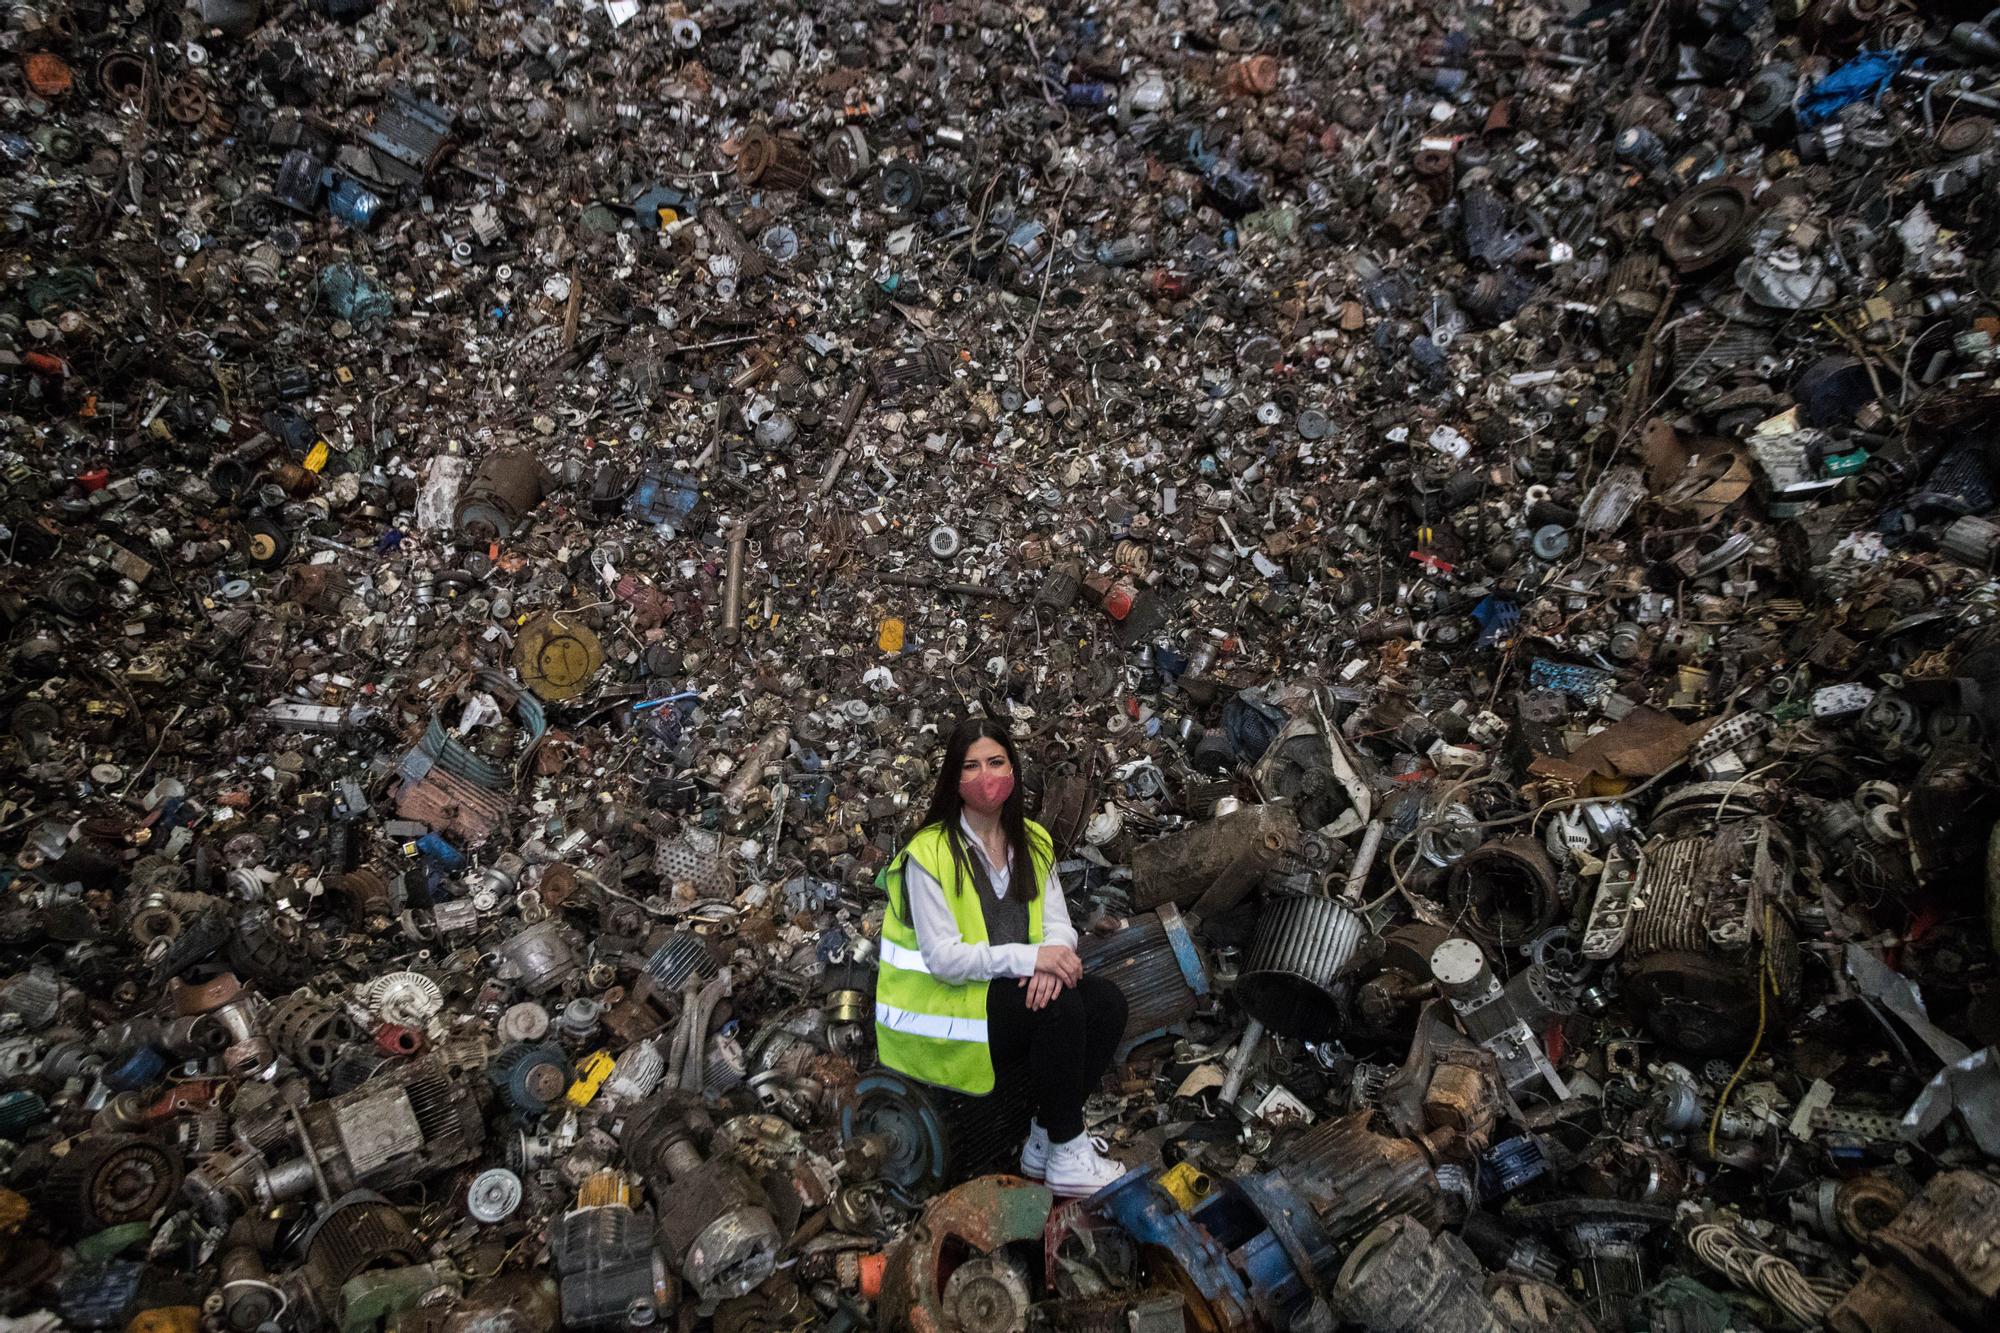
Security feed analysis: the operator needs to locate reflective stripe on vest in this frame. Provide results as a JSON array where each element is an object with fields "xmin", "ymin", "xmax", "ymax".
[
  {"xmin": 873, "ymin": 819, "xmax": 1054, "ymax": 1096},
  {"xmin": 875, "ymin": 1001, "xmax": 989, "ymax": 1042},
  {"xmin": 877, "ymin": 938, "xmax": 932, "ymax": 974}
]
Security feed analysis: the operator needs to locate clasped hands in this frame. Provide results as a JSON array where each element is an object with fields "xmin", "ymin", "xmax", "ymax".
[{"xmin": 1019, "ymin": 944, "xmax": 1083, "ymax": 1010}]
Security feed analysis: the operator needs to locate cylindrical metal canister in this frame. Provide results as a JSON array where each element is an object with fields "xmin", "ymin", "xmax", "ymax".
[
  {"xmin": 455, "ymin": 451, "xmax": 551, "ymax": 543},
  {"xmin": 1237, "ymin": 895, "xmax": 1368, "ymax": 1040}
]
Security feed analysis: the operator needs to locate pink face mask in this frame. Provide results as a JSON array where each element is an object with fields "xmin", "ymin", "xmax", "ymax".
[{"xmin": 961, "ymin": 772, "xmax": 1014, "ymax": 815}]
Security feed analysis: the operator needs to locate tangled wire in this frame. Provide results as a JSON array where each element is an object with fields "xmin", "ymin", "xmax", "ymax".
[{"xmin": 1686, "ymin": 1220, "xmax": 1850, "ymax": 1326}]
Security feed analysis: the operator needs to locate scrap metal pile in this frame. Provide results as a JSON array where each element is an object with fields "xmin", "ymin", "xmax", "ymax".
[{"xmin": 3, "ymin": 0, "xmax": 2000, "ymax": 1330}]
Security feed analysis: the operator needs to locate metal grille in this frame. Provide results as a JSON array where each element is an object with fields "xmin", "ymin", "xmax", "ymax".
[
  {"xmin": 653, "ymin": 829, "xmax": 734, "ymax": 899},
  {"xmin": 301, "ymin": 1194, "xmax": 422, "ymax": 1312},
  {"xmin": 1237, "ymin": 895, "xmax": 1367, "ymax": 1041},
  {"xmin": 363, "ymin": 88, "xmax": 454, "ymax": 185},
  {"xmin": 1671, "ymin": 316, "xmax": 1774, "ymax": 387},
  {"xmin": 646, "ymin": 933, "xmax": 718, "ymax": 989},
  {"xmin": 555, "ymin": 1201, "xmax": 653, "ymax": 1272},
  {"xmin": 1630, "ymin": 836, "xmax": 1708, "ymax": 956},
  {"xmin": 702, "ymin": 1034, "xmax": 747, "ymax": 1097},
  {"xmin": 401, "ymin": 1062, "xmax": 466, "ymax": 1152},
  {"xmin": 1274, "ymin": 1114, "xmax": 1442, "ymax": 1248}
]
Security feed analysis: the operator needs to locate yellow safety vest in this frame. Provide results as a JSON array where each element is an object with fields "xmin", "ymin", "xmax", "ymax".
[{"xmin": 874, "ymin": 820, "xmax": 1053, "ymax": 1095}]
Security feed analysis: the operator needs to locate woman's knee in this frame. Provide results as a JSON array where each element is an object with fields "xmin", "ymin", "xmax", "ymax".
[
  {"xmin": 1040, "ymin": 982, "xmax": 1085, "ymax": 1021},
  {"xmin": 1081, "ymin": 973, "xmax": 1129, "ymax": 1028}
]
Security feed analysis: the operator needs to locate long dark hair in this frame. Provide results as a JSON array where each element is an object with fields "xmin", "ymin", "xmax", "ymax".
[{"xmin": 920, "ymin": 717, "xmax": 1037, "ymax": 901}]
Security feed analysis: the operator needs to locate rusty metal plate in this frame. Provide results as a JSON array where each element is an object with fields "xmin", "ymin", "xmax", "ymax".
[
  {"xmin": 880, "ymin": 1177, "xmax": 1055, "ymax": 1333},
  {"xmin": 394, "ymin": 766, "xmax": 508, "ymax": 846}
]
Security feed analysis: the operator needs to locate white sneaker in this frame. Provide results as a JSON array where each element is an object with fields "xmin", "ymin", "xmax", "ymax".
[
  {"xmin": 1043, "ymin": 1133, "xmax": 1129, "ymax": 1198},
  {"xmin": 1018, "ymin": 1119, "xmax": 1051, "ymax": 1180}
]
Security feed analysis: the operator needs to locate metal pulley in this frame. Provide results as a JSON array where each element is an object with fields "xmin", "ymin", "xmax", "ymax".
[
  {"xmin": 824, "ymin": 125, "xmax": 872, "ymax": 184},
  {"xmin": 467, "ymin": 1167, "xmax": 524, "ymax": 1223}
]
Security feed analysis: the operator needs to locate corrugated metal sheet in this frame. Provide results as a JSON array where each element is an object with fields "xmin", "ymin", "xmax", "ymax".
[
  {"xmin": 395, "ymin": 767, "xmax": 508, "ymax": 846},
  {"xmin": 400, "ymin": 668, "xmax": 546, "ymax": 790}
]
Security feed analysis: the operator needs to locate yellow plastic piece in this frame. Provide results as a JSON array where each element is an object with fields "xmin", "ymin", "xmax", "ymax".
[
  {"xmin": 566, "ymin": 1049, "xmax": 615, "ymax": 1107},
  {"xmin": 1159, "ymin": 1160, "xmax": 1215, "ymax": 1211}
]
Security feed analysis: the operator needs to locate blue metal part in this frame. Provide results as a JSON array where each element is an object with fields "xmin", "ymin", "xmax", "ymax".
[
  {"xmin": 794, "ymin": 772, "xmax": 833, "ymax": 814},
  {"xmin": 415, "ymin": 834, "xmax": 463, "ymax": 869},
  {"xmin": 1473, "ymin": 596, "xmax": 1520, "ymax": 648},
  {"xmin": 631, "ymin": 184, "xmax": 698, "ymax": 225},
  {"xmin": 327, "ymin": 175, "xmax": 384, "ymax": 229},
  {"xmin": 1100, "ymin": 1137, "xmax": 1420, "ymax": 1330},
  {"xmin": 1230, "ymin": 1172, "xmax": 1340, "ymax": 1323},
  {"xmin": 273, "ymin": 148, "xmax": 325, "ymax": 213},
  {"xmin": 1158, "ymin": 903, "xmax": 1210, "ymax": 999},
  {"xmin": 842, "ymin": 1069, "xmax": 949, "ymax": 1197},
  {"xmin": 1236, "ymin": 1225, "xmax": 1309, "ymax": 1324},
  {"xmin": 318, "ymin": 262, "xmax": 392, "ymax": 326},
  {"xmin": 60, "ymin": 1259, "xmax": 143, "ymax": 1329},
  {"xmin": 0, "ymin": 1088, "xmax": 49, "ymax": 1135},
  {"xmin": 626, "ymin": 468, "xmax": 703, "ymax": 529},
  {"xmin": 1091, "ymin": 1168, "xmax": 1257, "ymax": 1330},
  {"xmin": 401, "ymin": 668, "xmax": 548, "ymax": 791},
  {"xmin": 631, "ymin": 692, "xmax": 701, "ymax": 712},
  {"xmin": 102, "ymin": 1046, "xmax": 165, "ymax": 1093},
  {"xmin": 1482, "ymin": 1135, "xmax": 1550, "ymax": 1195},
  {"xmin": 1529, "ymin": 657, "xmax": 1616, "ymax": 706}
]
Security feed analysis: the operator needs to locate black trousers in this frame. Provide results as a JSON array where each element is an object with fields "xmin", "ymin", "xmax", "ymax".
[{"xmin": 987, "ymin": 972, "xmax": 1128, "ymax": 1142}]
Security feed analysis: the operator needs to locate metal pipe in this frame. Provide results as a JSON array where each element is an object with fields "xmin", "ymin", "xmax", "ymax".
[
  {"xmin": 817, "ymin": 446, "xmax": 852, "ymax": 498},
  {"xmin": 817, "ymin": 383, "xmax": 870, "ymax": 498},
  {"xmin": 667, "ymin": 980, "xmax": 701, "ymax": 1091},
  {"xmin": 875, "ymin": 571, "xmax": 1017, "ymax": 600},
  {"xmin": 721, "ymin": 525, "xmax": 747, "ymax": 643},
  {"xmin": 1219, "ymin": 1017, "xmax": 1264, "ymax": 1106},
  {"xmin": 1341, "ymin": 820, "xmax": 1385, "ymax": 903}
]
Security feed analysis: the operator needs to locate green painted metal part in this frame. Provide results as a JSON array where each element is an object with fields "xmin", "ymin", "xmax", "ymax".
[
  {"xmin": 881, "ymin": 1175, "xmax": 1056, "ymax": 1333},
  {"xmin": 339, "ymin": 1263, "xmax": 460, "ymax": 1333}
]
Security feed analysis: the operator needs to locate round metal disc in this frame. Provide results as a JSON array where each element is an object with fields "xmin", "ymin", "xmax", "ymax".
[
  {"xmin": 513, "ymin": 614, "xmax": 604, "ymax": 700},
  {"xmin": 467, "ymin": 1167, "xmax": 523, "ymax": 1223},
  {"xmin": 943, "ymin": 1255, "xmax": 1031, "ymax": 1333},
  {"xmin": 1429, "ymin": 937, "xmax": 1486, "ymax": 988}
]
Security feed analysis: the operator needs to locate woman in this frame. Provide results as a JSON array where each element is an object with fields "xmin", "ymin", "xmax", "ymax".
[{"xmin": 874, "ymin": 718, "xmax": 1130, "ymax": 1196}]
